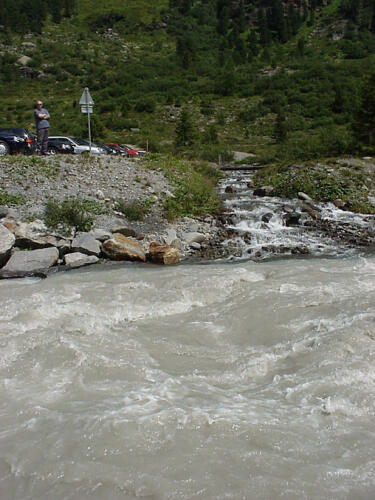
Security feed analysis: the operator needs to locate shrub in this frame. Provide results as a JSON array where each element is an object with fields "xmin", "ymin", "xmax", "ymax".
[
  {"xmin": 134, "ymin": 98, "xmax": 156, "ymax": 113},
  {"xmin": 0, "ymin": 191, "xmax": 25, "ymax": 206},
  {"xmin": 115, "ymin": 199, "xmax": 152, "ymax": 221},
  {"xmin": 143, "ymin": 155, "xmax": 222, "ymax": 220},
  {"xmin": 44, "ymin": 198, "xmax": 98, "ymax": 232}
]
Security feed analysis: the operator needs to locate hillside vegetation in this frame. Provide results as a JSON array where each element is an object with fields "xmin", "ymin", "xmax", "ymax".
[{"xmin": 1, "ymin": 0, "xmax": 375, "ymax": 164}]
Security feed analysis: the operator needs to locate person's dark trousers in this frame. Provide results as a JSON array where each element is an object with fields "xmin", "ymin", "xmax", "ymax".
[{"xmin": 37, "ymin": 127, "xmax": 49, "ymax": 154}]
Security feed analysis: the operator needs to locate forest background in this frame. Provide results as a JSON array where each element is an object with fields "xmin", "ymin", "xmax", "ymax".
[{"xmin": 1, "ymin": 0, "xmax": 375, "ymax": 165}]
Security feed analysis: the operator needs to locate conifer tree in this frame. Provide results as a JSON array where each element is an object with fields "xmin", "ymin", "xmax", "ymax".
[
  {"xmin": 353, "ymin": 64, "xmax": 375, "ymax": 148},
  {"xmin": 175, "ymin": 109, "xmax": 196, "ymax": 147}
]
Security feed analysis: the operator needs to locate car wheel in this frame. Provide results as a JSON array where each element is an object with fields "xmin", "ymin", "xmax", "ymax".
[
  {"xmin": 48, "ymin": 146, "xmax": 58, "ymax": 155},
  {"xmin": 0, "ymin": 140, "xmax": 10, "ymax": 156}
]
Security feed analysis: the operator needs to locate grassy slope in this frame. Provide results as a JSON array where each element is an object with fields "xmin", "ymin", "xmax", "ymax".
[{"xmin": 0, "ymin": 0, "xmax": 373, "ymax": 159}]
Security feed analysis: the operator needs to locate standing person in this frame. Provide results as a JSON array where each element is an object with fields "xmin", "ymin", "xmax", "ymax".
[{"xmin": 34, "ymin": 100, "xmax": 50, "ymax": 155}]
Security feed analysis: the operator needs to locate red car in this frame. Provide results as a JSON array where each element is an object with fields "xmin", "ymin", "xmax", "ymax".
[
  {"xmin": 106, "ymin": 143, "xmax": 138, "ymax": 157},
  {"xmin": 121, "ymin": 144, "xmax": 138, "ymax": 157}
]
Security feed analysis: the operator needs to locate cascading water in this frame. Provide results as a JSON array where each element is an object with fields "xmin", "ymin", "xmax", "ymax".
[{"xmin": 219, "ymin": 168, "xmax": 374, "ymax": 260}]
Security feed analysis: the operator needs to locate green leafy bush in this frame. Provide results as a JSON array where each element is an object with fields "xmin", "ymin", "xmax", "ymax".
[
  {"xmin": 0, "ymin": 191, "xmax": 25, "ymax": 206},
  {"xmin": 254, "ymin": 162, "xmax": 375, "ymax": 213},
  {"xmin": 44, "ymin": 198, "xmax": 100, "ymax": 232},
  {"xmin": 115, "ymin": 199, "xmax": 152, "ymax": 221},
  {"xmin": 143, "ymin": 155, "xmax": 222, "ymax": 220}
]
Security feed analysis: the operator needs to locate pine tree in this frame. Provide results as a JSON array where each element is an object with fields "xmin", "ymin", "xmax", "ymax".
[
  {"xmin": 353, "ymin": 64, "xmax": 375, "ymax": 148},
  {"xmin": 175, "ymin": 109, "xmax": 196, "ymax": 147}
]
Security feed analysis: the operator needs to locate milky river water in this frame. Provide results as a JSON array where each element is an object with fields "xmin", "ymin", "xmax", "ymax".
[{"xmin": 1, "ymin": 256, "xmax": 375, "ymax": 500}]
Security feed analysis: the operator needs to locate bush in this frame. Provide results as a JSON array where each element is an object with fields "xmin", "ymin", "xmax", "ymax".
[
  {"xmin": 44, "ymin": 198, "xmax": 99, "ymax": 232},
  {"xmin": 115, "ymin": 199, "xmax": 152, "ymax": 221},
  {"xmin": 143, "ymin": 154, "xmax": 222, "ymax": 220},
  {"xmin": 134, "ymin": 98, "xmax": 156, "ymax": 113}
]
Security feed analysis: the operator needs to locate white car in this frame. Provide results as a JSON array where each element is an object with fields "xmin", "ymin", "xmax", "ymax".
[{"xmin": 48, "ymin": 136, "xmax": 107, "ymax": 155}]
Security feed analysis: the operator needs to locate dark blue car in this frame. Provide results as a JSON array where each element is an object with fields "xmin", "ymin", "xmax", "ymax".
[{"xmin": 0, "ymin": 128, "xmax": 37, "ymax": 156}]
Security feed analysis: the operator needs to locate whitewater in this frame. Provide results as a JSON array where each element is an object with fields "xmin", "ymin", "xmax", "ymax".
[{"xmin": 0, "ymin": 255, "xmax": 374, "ymax": 499}]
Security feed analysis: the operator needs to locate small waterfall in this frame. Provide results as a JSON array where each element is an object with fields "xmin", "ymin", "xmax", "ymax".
[{"xmin": 219, "ymin": 168, "xmax": 374, "ymax": 260}]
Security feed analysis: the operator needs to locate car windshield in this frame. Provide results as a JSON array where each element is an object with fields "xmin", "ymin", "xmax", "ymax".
[{"xmin": 72, "ymin": 138, "xmax": 90, "ymax": 145}]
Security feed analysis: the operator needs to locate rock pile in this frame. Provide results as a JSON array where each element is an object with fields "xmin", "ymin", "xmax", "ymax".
[{"xmin": 0, "ymin": 212, "xmax": 230, "ymax": 279}]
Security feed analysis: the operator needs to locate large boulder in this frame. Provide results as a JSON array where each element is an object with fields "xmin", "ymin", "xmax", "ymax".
[
  {"xmin": 89, "ymin": 228, "xmax": 112, "ymax": 242},
  {"xmin": 149, "ymin": 242, "xmax": 179, "ymax": 265},
  {"xmin": 14, "ymin": 220, "xmax": 70, "ymax": 252},
  {"xmin": 283, "ymin": 212, "xmax": 301, "ymax": 226},
  {"xmin": 102, "ymin": 233, "xmax": 146, "ymax": 262},
  {"xmin": 64, "ymin": 252, "xmax": 99, "ymax": 269},
  {"xmin": 0, "ymin": 225, "xmax": 15, "ymax": 267},
  {"xmin": 2, "ymin": 247, "xmax": 59, "ymax": 273},
  {"xmin": 71, "ymin": 232, "xmax": 101, "ymax": 257}
]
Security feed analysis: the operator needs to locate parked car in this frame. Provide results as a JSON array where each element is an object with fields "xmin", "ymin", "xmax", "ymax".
[
  {"xmin": 72, "ymin": 138, "xmax": 107, "ymax": 154},
  {"xmin": 106, "ymin": 143, "xmax": 128, "ymax": 156},
  {"xmin": 96, "ymin": 143, "xmax": 117, "ymax": 155},
  {"xmin": 0, "ymin": 128, "xmax": 36, "ymax": 156},
  {"xmin": 104, "ymin": 144, "xmax": 122, "ymax": 155},
  {"xmin": 48, "ymin": 136, "xmax": 106, "ymax": 155},
  {"xmin": 121, "ymin": 144, "xmax": 138, "ymax": 157},
  {"xmin": 47, "ymin": 137, "xmax": 75, "ymax": 155}
]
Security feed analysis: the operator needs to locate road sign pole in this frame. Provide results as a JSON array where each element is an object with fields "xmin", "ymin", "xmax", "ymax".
[
  {"xmin": 88, "ymin": 109, "xmax": 92, "ymax": 153},
  {"xmin": 86, "ymin": 90, "xmax": 91, "ymax": 153},
  {"xmin": 79, "ymin": 87, "xmax": 94, "ymax": 152}
]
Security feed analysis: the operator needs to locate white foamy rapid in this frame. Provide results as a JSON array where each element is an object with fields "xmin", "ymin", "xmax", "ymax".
[
  {"xmin": 1, "ymin": 257, "xmax": 375, "ymax": 499},
  {"xmin": 220, "ymin": 170, "xmax": 374, "ymax": 260}
]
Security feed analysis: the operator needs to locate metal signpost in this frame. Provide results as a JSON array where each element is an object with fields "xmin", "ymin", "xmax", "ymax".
[{"xmin": 79, "ymin": 87, "xmax": 94, "ymax": 152}]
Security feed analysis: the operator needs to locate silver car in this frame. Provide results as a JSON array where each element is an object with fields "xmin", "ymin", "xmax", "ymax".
[{"xmin": 48, "ymin": 136, "xmax": 107, "ymax": 155}]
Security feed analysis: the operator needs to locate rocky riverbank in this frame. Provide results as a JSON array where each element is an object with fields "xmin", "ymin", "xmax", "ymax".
[
  {"xmin": 0, "ymin": 154, "xmax": 229, "ymax": 278},
  {"xmin": 1, "ymin": 154, "xmax": 375, "ymax": 278}
]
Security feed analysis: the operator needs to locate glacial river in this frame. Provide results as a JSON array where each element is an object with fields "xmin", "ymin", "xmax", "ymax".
[{"xmin": 1, "ymin": 255, "xmax": 375, "ymax": 499}]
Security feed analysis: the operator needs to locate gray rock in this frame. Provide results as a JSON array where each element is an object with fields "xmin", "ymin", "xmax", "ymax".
[
  {"xmin": 64, "ymin": 252, "xmax": 99, "ymax": 268},
  {"xmin": 190, "ymin": 242, "xmax": 201, "ymax": 250},
  {"xmin": 333, "ymin": 199, "xmax": 346, "ymax": 209},
  {"xmin": 2, "ymin": 247, "xmax": 59, "ymax": 272},
  {"xmin": 5, "ymin": 208, "xmax": 18, "ymax": 219},
  {"xmin": 183, "ymin": 232, "xmax": 206, "ymax": 244},
  {"xmin": 0, "ymin": 225, "xmax": 15, "ymax": 267},
  {"xmin": 301, "ymin": 204, "xmax": 321, "ymax": 220},
  {"xmin": 164, "ymin": 228, "xmax": 177, "ymax": 245},
  {"xmin": 71, "ymin": 232, "xmax": 101, "ymax": 256},
  {"xmin": 89, "ymin": 228, "xmax": 112, "ymax": 242},
  {"xmin": 298, "ymin": 192, "xmax": 313, "ymax": 202},
  {"xmin": 17, "ymin": 55, "xmax": 32, "ymax": 65},
  {"xmin": 261, "ymin": 212, "xmax": 273, "ymax": 223},
  {"xmin": 14, "ymin": 220, "xmax": 71, "ymax": 251},
  {"xmin": 284, "ymin": 212, "xmax": 301, "ymax": 226},
  {"xmin": 0, "ymin": 206, "xmax": 9, "ymax": 218}
]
